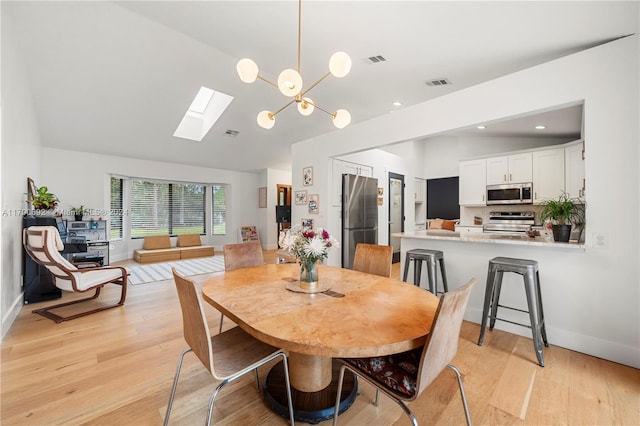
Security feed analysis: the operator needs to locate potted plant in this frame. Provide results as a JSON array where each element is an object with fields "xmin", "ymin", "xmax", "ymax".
[
  {"xmin": 539, "ymin": 191, "xmax": 583, "ymax": 242},
  {"xmin": 27, "ymin": 179, "xmax": 59, "ymax": 212},
  {"xmin": 70, "ymin": 205, "xmax": 85, "ymax": 221}
]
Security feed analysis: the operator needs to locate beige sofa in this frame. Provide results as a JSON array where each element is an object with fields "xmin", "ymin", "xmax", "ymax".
[{"xmin": 133, "ymin": 234, "xmax": 214, "ymax": 263}]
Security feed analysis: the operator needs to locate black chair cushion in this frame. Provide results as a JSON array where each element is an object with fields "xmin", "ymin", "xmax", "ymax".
[{"xmin": 345, "ymin": 347, "xmax": 422, "ymax": 397}]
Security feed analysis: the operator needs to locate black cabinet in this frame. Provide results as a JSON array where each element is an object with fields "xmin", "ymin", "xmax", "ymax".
[{"xmin": 23, "ymin": 216, "xmax": 62, "ymax": 304}]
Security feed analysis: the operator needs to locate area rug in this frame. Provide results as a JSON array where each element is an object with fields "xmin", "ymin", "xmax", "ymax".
[{"xmin": 128, "ymin": 256, "xmax": 225, "ymax": 285}]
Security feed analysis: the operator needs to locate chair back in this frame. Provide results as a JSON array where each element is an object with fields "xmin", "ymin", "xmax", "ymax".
[
  {"xmin": 171, "ymin": 268, "xmax": 214, "ymax": 374},
  {"xmin": 223, "ymin": 241, "xmax": 264, "ymax": 271},
  {"xmin": 415, "ymin": 279, "xmax": 476, "ymax": 395},
  {"xmin": 352, "ymin": 243, "xmax": 394, "ymax": 278},
  {"xmin": 23, "ymin": 226, "xmax": 79, "ymax": 287}
]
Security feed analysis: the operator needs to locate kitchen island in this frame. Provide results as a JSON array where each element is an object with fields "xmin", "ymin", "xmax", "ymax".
[{"xmin": 393, "ymin": 229, "xmax": 592, "ymax": 366}]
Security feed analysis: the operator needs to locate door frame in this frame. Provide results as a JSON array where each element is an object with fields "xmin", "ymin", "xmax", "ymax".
[{"xmin": 388, "ymin": 172, "xmax": 405, "ymax": 263}]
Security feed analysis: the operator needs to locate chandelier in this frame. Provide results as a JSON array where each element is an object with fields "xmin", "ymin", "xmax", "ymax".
[{"xmin": 236, "ymin": 0, "xmax": 352, "ymax": 130}]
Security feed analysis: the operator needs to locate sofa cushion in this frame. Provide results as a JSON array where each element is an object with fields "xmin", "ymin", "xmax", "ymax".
[
  {"xmin": 180, "ymin": 245, "xmax": 214, "ymax": 259},
  {"xmin": 177, "ymin": 234, "xmax": 202, "ymax": 247},
  {"xmin": 143, "ymin": 235, "xmax": 172, "ymax": 250},
  {"xmin": 134, "ymin": 248, "xmax": 181, "ymax": 263}
]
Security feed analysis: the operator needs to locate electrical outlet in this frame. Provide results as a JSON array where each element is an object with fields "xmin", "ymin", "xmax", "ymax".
[{"xmin": 593, "ymin": 232, "xmax": 608, "ymax": 248}]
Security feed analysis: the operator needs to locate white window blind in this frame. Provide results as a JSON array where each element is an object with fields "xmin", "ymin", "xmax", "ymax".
[
  {"xmin": 110, "ymin": 177, "xmax": 124, "ymax": 240},
  {"xmin": 130, "ymin": 179, "xmax": 205, "ymax": 237},
  {"xmin": 212, "ymin": 185, "xmax": 227, "ymax": 236}
]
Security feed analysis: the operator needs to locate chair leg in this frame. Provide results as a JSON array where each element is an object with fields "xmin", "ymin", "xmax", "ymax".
[
  {"xmin": 164, "ymin": 348, "xmax": 192, "ymax": 426},
  {"xmin": 32, "ymin": 280, "xmax": 126, "ymax": 323},
  {"xmin": 254, "ymin": 369, "xmax": 260, "ymax": 392},
  {"xmin": 447, "ymin": 364, "xmax": 472, "ymax": 426},
  {"xmin": 279, "ymin": 352, "xmax": 296, "ymax": 426},
  {"xmin": 333, "ymin": 364, "xmax": 348, "ymax": 426},
  {"xmin": 374, "ymin": 389, "xmax": 380, "ymax": 407},
  {"xmin": 219, "ymin": 313, "xmax": 224, "ymax": 334}
]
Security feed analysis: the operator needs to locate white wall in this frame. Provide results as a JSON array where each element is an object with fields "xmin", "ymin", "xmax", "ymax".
[
  {"xmin": 40, "ymin": 148, "xmax": 261, "ymax": 261},
  {"xmin": 291, "ymin": 36, "xmax": 640, "ymax": 367},
  {"xmin": 0, "ymin": 7, "xmax": 44, "ymax": 338}
]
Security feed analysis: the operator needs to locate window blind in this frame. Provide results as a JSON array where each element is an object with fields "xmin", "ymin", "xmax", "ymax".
[
  {"xmin": 212, "ymin": 185, "xmax": 227, "ymax": 235},
  {"xmin": 110, "ymin": 177, "xmax": 124, "ymax": 239}
]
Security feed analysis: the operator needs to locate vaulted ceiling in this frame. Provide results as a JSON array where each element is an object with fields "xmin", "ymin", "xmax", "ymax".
[{"xmin": 6, "ymin": 1, "xmax": 638, "ymax": 172}]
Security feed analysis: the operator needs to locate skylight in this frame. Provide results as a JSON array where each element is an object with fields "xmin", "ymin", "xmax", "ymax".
[{"xmin": 174, "ymin": 87, "xmax": 233, "ymax": 141}]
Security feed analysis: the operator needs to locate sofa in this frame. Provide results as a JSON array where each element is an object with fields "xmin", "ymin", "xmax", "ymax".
[{"xmin": 133, "ymin": 234, "xmax": 215, "ymax": 263}]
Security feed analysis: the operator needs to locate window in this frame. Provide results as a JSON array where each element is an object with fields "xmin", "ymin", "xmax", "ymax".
[
  {"xmin": 130, "ymin": 179, "xmax": 205, "ymax": 237},
  {"xmin": 212, "ymin": 185, "xmax": 227, "ymax": 235},
  {"xmin": 110, "ymin": 177, "xmax": 124, "ymax": 239}
]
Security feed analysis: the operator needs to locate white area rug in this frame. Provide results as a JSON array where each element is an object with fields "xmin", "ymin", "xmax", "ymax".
[{"xmin": 128, "ymin": 256, "xmax": 225, "ymax": 285}]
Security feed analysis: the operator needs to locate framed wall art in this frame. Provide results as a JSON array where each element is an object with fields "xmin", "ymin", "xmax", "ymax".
[
  {"xmin": 303, "ymin": 166, "xmax": 313, "ymax": 186},
  {"xmin": 301, "ymin": 218, "xmax": 314, "ymax": 228},
  {"xmin": 308, "ymin": 194, "xmax": 319, "ymax": 214},
  {"xmin": 295, "ymin": 190, "xmax": 308, "ymax": 205},
  {"xmin": 258, "ymin": 187, "xmax": 267, "ymax": 208}
]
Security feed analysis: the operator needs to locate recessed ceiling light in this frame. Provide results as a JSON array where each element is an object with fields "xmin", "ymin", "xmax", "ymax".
[
  {"xmin": 477, "ymin": 125, "xmax": 486, "ymax": 130},
  {"xmin": 535, "ymin": 125, "xmax": 547, "ymax": 130},
  {"xmin": 392, "ymin": 101, "xmax": 402, "ymax": 107}
]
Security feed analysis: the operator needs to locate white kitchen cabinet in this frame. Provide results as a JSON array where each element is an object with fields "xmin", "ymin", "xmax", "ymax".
[
  {"xmin": 459, "ymin": 159, "xmax": 487, "ymax": 206},
  {"xmin": 486, "ymin": 153, "xmax": 533, "ymax": 184},
  {"xmin": 332, "ymin": 159, "xmax": 373, "ymax": 205},
  {"xmin": 532, "ymin": 148, "xmax": 565, "ymax": 203},
  {"xmin": 565, "ymin": 140, "xmax": 585, "ymax": 200},
  {"xmin": 455, "ymin": 225, "xmax": 484, "ymax": 234},
  {"xmin": 414, "ymin": 178, "xmax": 425, "ymax": 203}
]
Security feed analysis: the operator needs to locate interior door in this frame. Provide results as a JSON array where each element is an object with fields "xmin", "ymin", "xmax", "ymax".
[{"xmin": 388, "ymin": 172, "xmax": 404, "ymax": 263}]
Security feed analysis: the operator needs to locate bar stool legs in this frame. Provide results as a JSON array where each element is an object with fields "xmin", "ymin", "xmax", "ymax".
[
  {"xmin": 403, "ymin": 249, "xmax": 449, "ymax": 295},
  {"xmin": 478, "ymin": 257, "xmax": 548, "ymax": 367}
]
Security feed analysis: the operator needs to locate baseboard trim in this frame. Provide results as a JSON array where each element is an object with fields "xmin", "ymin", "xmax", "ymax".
[{"xmin": 1, "ymin": 291, "xmax": 24, "ymax": 341}]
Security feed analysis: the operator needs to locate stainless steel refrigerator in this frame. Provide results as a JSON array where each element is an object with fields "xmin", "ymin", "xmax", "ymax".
[{"xmin": 342, "ymin": 174, "xmax": 378, "ymax": 269}]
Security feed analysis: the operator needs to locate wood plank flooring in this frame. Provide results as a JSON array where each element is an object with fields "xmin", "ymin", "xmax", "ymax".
[{"xmin": 2, "ymin": 251, "xmax": 638, "ymax": 425}]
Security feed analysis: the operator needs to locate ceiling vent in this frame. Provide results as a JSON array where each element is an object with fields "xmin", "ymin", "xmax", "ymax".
[
  {"xmin": 224, "ymin": 129, "xmax": 239, "ymax": 137},
  {"xmin": 367, "ymin": 55, "xmax": 387, "ymax": 63},
  {"xmin": 425, "ymin": 78, "xmax": 451, "ymax": 87}
]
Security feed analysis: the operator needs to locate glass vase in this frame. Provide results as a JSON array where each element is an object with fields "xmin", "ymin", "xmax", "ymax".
[{"xmin": 299, "ymin": 260, "xmax": 318, "ymax": 290}]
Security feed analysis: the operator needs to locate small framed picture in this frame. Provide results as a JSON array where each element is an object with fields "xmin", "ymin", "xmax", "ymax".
[
  {"xmin": 258, "ymin": 187, "xmax": 267, "ymax": 208},
  {"xmin": 303, "ymin": 166, "xmax": 313, "ymax": 186},
  {"xmin": 301, "ymin": 218, "xmax": 314, "ymax": 228},
  {"xmin": 295, "ymin": 190, "xmax": 308, "ymax": 205},
  {"xmin": 308, "ymin": 194, "xmax": 319, "ymax": 214}
]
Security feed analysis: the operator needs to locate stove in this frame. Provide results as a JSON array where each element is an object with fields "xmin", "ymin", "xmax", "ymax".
[{"xmin": 483, "ymin": 211, "xmax": 535, "ymax": 234}]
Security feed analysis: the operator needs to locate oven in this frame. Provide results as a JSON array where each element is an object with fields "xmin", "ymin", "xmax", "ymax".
[{"xmin": 483, "ymin": 211, "xmax": 535, "ymax": 235}]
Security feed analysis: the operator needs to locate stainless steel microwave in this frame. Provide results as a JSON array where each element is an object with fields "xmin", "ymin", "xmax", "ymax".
[{"xmin": 486, "ymin": 182, "xmax": 533, "ymax": 205}]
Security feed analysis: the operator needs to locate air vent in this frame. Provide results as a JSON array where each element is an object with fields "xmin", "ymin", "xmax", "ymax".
[
  {"xmin": 367, "ymin": 55, "xmax": 387, "ymax": 63},
  {"xmin": 425, "ymin": 78, "xmax": 451, "ymax": 87},
  {"xmin": 224, "ymin": 129, "xmax": 239, "ymax": 137}
]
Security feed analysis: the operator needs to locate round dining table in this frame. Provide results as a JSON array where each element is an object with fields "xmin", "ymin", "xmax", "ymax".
[{"xmin": 201, "ymin": 263, "xmax": 440, "ymax": 423}]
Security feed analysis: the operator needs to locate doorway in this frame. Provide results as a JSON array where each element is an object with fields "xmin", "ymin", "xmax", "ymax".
[
  {"xmin": 388, "ymin": 172, "xmax": 405, "ymax": 263},
  {"xmin": 276, "ymin": 184, "xmax": 292, "ymax": 248}
]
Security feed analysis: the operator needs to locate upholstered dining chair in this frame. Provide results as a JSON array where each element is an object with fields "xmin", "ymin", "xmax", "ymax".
[
  {"xmin": 352, "ymin": 243, "xmax": 394, "ymax": 278},
  {"xmin": 165, "ymin": 268, "xmax": 294, "ymax": 426},
  {"xmin": 333, "ymin": 279, "xmax": 476, "ymax": 426},
  {"xmin": 22, "ymin": 225, "xmax": 128, "ymax": 323},
  {"xmin": 218, "ymin": 241, "xmax": 264, "ymax": 332}
]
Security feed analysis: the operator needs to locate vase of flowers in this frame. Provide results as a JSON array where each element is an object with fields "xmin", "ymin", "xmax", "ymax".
[{"xmin": 279, "ymin": 225, "xmax": 339, "ymax": 290}]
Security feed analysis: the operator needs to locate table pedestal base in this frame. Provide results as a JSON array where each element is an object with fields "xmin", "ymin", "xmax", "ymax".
[{"xmin": 263, "ymin": 359, "xmax": 358, "ymax": 424}]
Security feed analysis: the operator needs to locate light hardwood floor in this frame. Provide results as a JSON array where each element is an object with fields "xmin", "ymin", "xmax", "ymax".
[{"xmin": 2, "ymin": 251, "xmax": 638, "ymax": 425}]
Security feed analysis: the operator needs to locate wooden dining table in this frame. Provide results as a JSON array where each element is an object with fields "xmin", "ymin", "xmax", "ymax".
[{"xmin": 201, "ymin": 263, "xmax": 440, "ymax": 423}]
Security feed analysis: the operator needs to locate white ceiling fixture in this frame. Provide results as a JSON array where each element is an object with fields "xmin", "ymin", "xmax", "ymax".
[
  {"xmin": 235, "ymin": 0, "xmax": 352, "ymax": 130},
  {"xmin": 535, "ymin": 125, "xmax": 547, "ymax": 130},
  {"xmin": 174, "ymin": 87, "xmax": 234, "ymax": 142}
]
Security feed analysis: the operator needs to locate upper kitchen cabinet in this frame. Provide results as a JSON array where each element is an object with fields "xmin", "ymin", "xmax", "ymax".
[
  {"xmin": 532, "ymin": 147, "xmax": 565, "ymax": 203},
  {"xmin": 486, "ymin": 153, "xmax": 533, "ymax": 185},
  {"xmin": 332, "ymin": 159, "xmax": 373, "ymax": 206},
  {"xmin": 459, "ymin": 159, "xmax": 487, "ymax": 206},
  {"xmin": 565, "ymin": 140, "xmax": 586, "ymax": 201},
  {"xmin": 414, "ymin": 178, "xmax": 425, "ymax": 203}
]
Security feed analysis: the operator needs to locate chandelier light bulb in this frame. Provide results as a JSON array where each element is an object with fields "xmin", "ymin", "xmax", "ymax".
[
  {"xmin": 297, "ymin": 97, "xmax": 315, "ymax": 116},
  {"xmin": 332, "ymin": 109, "xmax": 351, "ymax": 129},
  {"xmin": 328, "ymin": 52, "xmax": 352, "ymax": 78},
  {"xmin": 277, "ymin": 69, "xmax": 303, "ymax": 97},
  {"xmin": 236, "ymin": 58, "xmax": 259, "ymax": 83},
  {"xmin": 257, "ymin": 110, "xmax": 275, "ymax": 129}
]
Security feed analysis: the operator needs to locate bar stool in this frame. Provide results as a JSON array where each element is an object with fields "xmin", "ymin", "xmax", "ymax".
[
  {"xmin": 477, "ymin": 257, "xmax": 549, "ymax": 367},
  {"xmin": 402, "ymin": 249, "xmax": 448, "ymax": 295}
]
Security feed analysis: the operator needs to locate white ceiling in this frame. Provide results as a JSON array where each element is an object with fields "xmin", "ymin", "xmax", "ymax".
[{"xmin": 6, "ymin": 1, "xmax": 638, "ymax": 172}]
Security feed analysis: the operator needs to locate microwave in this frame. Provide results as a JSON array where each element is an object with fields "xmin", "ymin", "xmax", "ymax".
[{"xmin": 486, "ymin": 182, "xmax": 533, "ymax": 205}]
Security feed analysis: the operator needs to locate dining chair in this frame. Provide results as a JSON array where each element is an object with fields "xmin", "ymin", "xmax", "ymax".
[
  {"xmin": 165, "ymin": 268, "xmax": 294, "ymax": 426},
  {"xmin": 22, "ymin": 225, "xmax": 128, "ymax": 323},
  {"xmin": 333, "ymin": 278, "xmax": 476, "ymax": 426},
  {"xmin": 218, "ymin": 241, "xmax": 265, "ymax": 333},
  {"xmin": 352, "ymin": 243, "xmax": 394, "ymax": 278}
]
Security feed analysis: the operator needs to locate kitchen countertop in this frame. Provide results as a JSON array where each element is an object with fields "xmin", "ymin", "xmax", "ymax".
[{"xmin": 392, "ymin": 230, "xmax": 586, "ymax": 250}]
